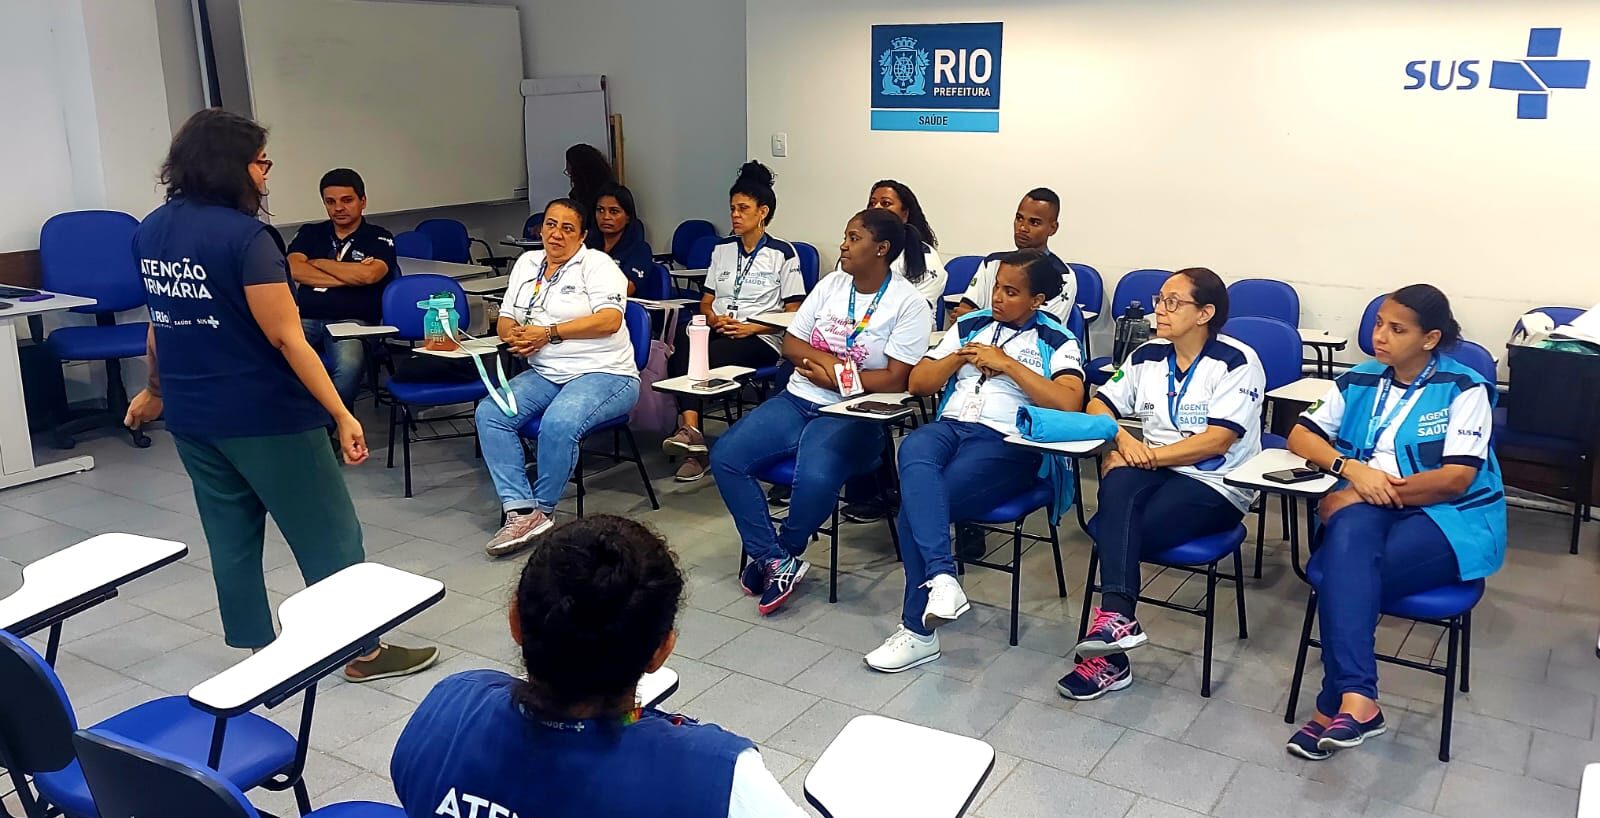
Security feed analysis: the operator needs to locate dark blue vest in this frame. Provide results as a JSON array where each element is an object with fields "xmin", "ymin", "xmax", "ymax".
[
  {"xmin": 134, "ymin": 197, "xmax": 327, "ymax": 438},
  {"xmin": 392, "ymin": 670, "xmax": 753, "ymax": 818}
]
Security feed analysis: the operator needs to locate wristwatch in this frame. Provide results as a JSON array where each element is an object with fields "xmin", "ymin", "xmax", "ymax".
[
  {"xmin": 1329, "ymin": 456, "xmax": 1348, "ymax": 476},
  {"xmin": 547, "ymin": 324, "xmax": 564, "ymax": 345}
]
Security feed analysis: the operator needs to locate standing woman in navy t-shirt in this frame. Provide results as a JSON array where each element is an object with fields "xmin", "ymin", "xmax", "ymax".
[{"xmin": 125, "ymin": 109, "xmax": 436, "ymax": 680}]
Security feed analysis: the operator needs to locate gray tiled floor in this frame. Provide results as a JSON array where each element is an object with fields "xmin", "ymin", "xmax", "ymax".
[{"xmin": 2, "ymin": 411, "xmax": 1597, "ymax": 818}]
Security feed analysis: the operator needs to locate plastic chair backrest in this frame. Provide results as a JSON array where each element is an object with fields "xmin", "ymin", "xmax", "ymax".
[
  {"xmin": 943, "ymin": 255, "xmax": 983, "ymax": 296},
  {"xmin": 1066, "ymin": 306, "xmax": 1089, "ymax": 361},
  {"xmin": 1519, "ymin": 306, "xmax": 1585, "ymax": 332},
  {"xmin": 1448, "ymin": 339, "xmax": 1498, "ymax": 385},
  {"xmin": 639, "ymin": 262, "xmax": 672, "ymax": 301},
  {"xmin": 1111, "ymin": 269, "xmax": 1173, "ymax": 317},
  {"xmin": 795, "ymin": 242, "xmax": 821, "ymax": 291},
  {"xmin": 414, "ymin": 218, "xmax": 472, "ymax": 264},
  {"xmin": 1357, "ymin": 293, "xmax": 1386, "ymax": 356},
  {"xmin": 670, "ymin": 220, "xmax": 718, "ymax": 267},
  {"xmin": 523, "ymin": 212, "xmax": 545, "ymax": 240},
  {"xmin": 1068, "ymin": 263, "xmax": 1104, "ymax": 319},
  {"xmin": 1228, "ymin": 278, "xmax": 1301, "ymax": 328},
  {"xmin": 73, "ymin": 728, "xmax": 262, "ymax": 818},
  {"xmin": 1222, "ymin": 316, "xmax": 1302, "ymax": 391},
  {"xmin": 686, "ymin": 235, "xmax": 718, "ymax": 270},
  {"xmin": 382, "ymin": 274, "xmax": 472, "ymax": 342},
  {"xmin": 393, "ymin": 231, "xmax": 433, "ymax": 262},
  {"xmin": 0, "ymin": 631, "xmax": 78, "ymax": 774},
  {"xmin": 39, "ymin": 210, "xmax": 146, "ymax": 313},
  {"xmin": 624, "ymin": 302, "xmax": 650, "ymax": 370}
]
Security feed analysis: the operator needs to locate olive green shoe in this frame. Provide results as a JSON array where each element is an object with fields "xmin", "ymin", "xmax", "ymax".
[{"xmin": 343, "ymin": 642, "xmax": 439, "ymax": 683}]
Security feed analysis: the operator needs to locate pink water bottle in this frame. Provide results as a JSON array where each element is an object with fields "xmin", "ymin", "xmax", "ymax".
[{"xmin": 687, "ymin": 315, "xmax": 711, "ymax": 380}]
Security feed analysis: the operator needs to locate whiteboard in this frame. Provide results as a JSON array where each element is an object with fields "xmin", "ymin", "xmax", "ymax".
[
  {"xmin": 522, "ymin": 76, "xmax": 611, "ymax": 213},
  {"xmin": 235, "ymin": 0, "xmax": 526, "ymax": 225}
]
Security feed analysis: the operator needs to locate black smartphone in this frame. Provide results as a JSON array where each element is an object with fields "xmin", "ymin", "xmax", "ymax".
[
  {"xmin": 0, "ymin": 285, "xmax": 37, "ymax": 298},
  {"xmin": 848, "ymin": 400, "xmax": 906, "ymax": 416},
  {"xmin": 1264, "ymin": 467, "xmax": 1322, "ymax": 485},
  {"xmin": 691, "ymin": 378, "xmax": 735, "ymax": 391}
]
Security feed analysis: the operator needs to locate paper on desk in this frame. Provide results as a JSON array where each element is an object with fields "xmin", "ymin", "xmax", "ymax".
[{"xmin": 1555, "ymin": 303, "xmax": 1600, "ymax": 345}]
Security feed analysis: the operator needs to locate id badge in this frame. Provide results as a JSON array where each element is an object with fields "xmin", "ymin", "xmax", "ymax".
[
  {"xmin": 834, "ymin": 360, "xmax": 864, "ymax": 397},
  {"xmin": 958, "ymin": 391, "xmax": 985, "ymax": 423}
]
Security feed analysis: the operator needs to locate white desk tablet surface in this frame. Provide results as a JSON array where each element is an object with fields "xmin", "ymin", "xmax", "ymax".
[
  {"xmin": 652, "ymin": 366, "xmax": 755, "ymax": 397},
  {"xmin": 637, "ymin": 667, "xmax": 680, "ymax": 710},
  {"xmin": 805, "ymin": 715, "xmax": 995, "ymax": 818},
  {"xmin": 0, "ymin": 533, "xmax": 188, "ymax": 636},
  {"xmin": 1001, "ymin": 434, "xmax": 1114, "ymax": 458},
  {"xmin": 819, "ymin": 393, "xmax": 916, "ymax": 423},
  {"xmin": 1223, "ymin": 448, "xmax": 1338, "ymax": 498}
]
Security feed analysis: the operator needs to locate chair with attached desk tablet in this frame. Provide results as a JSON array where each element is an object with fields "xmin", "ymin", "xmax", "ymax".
[
  {"xmin": 516, "ymin": 303, "xmax": 659, "ymax": 516},
  {"xmin": 1067, "ymin": 263, "xmax": 1104, "ymax": 357},
  {"xmin": 0, "ymin": 534, "xmax": 187, "ymax": 667},
  {"xmin": 0, "ymin": 632, "xmax": 302, "ymax": 818},
  {"xmin": 937, "ymin": 255, "xmax": 982, "ymax": 327},
  {"xmin": 379, "ymin": 275, "xmax": 489, "ymax": 497},
  {"xmin": 38, "ymin": 210, "xmax": 152, "ymax": 449},
  {"xmin": 1224, "ymin": 315, "xmax": 1307, "ymax": 575},
  {"xmin": 392, "ymin": 231, "xmax": 433, "ymax": 262},
  {"xmin": 805, "ymin": 715, "xmax": 994, "ymax": 818},
  {"xmin": 414, "ymin": 218, "xmax": 507, "ymax": 270},
  {"xmin": 71, "ymin": 728, "xmax": 404, "ymax": 818}
]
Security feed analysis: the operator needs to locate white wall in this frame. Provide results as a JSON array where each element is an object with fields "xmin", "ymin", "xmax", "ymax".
[{"xmin": 747, "ymin": 0, "xmax": 1600, "ymax": 362}]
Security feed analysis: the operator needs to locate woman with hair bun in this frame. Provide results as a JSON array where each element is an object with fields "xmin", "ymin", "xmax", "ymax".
[
  {"xmin": 1283, "ymin": 284, "xmax": 1504, "ymax": 761},
  {"xmin": 392, "ymin": 515, "xmax": 806, "ymax": 817}
]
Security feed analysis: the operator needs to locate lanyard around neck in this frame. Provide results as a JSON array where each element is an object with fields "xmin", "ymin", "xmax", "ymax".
[
  {"xmin": 1360, "ymin": 355, "xmax": 1437, "ymax": 460},
  {"xmin": 976, "ymin": 315, "xmax": 1036, "ymax": 388},
  {"xmin": 845, "ymin": 274, "xmax": 892, "ymax": 351},
  {"xmin": 513, "ymin": 253, "xmax": 578, "ymax": 319},
  {"xmin": 1166, "ymin": 350, "xmax": 1200, "ymax": 428},
  {"xmin": 727, "ymin": 235, "xmax": 769, "ymax": 310}
]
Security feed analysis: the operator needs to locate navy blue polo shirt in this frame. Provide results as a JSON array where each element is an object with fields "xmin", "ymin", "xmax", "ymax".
[{"xmin": 287, "ymin": 218, "xmax": 398, "ymax": 324}]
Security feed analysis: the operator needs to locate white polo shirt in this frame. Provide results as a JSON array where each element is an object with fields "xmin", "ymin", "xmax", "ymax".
[
  {"xmin": 1093, "ymin": 336, "xmax": 1266, "ymax": 510},
  {"xmin": 929, "ymin": 311, "xmax": 1085, "ymax": 436},
  {"xmin": 833, "ymin": 242, "xmax": 948, "ymax": 309},
  {"xmin": 1300, "ymin": 377, "xmax": 1492, "ymax": 478},
  {"xmin": 960, "ymin": 249, "xmax": 1079, "ymax": 324},
  {"xmin": 785, "ymin": 271, "xmax": 931, "ymax": 405},
  {"xmin": 500, "ymin": 246, "xmax": 637, "ymax": 383},
  {"xmin": 705, "ymin": 235, "xmax": 806, "ymax": 321}
]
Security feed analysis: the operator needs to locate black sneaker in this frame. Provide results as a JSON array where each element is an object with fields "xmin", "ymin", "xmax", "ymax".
[
  {"xmin": 841, "ymin": 500, "xmax": 887, "ymax": 524},
  {"xmin": 766, "ymin": 485, "xmax": 791, "ymax": 508},
  {"xmin": 1056, "ymin": 653, "xmax": 1132, "ymax": 701},
  {"xmin": 954, "ymin": 524, "xmax": 987, "ymax": 561},
  {"xmin": 1318, "ymin": 710, "xmax": 1386, "ymax": 751},
  {"xmin": 1285, "ymin": 720, "xmax": 1332, "ymax": 761}
]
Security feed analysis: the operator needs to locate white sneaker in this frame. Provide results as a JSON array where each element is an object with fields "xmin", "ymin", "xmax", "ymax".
[
  {"xmin": 921, "ymin": 573, "xmax": 971, "ymax": 630},
  {"xmin": 864, "ymin": 626, "xmax": 940, "ymax": 673}
]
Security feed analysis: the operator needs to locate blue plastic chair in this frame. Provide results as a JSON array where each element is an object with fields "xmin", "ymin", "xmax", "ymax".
[
  {"xmin": 1447, "ymin": 339, "xmax": 1497, "ymax": 386},
  {"xmin": 1288, "ymin": 561, "xmax": 1483, "ymax": 762},
  {"xmin": 1227, "ymin": 279, "xmax": 1301, "ymax": 328},
  {"xmin": 1223, "ymin": 316, "xmax": 1305, "ymax": 573},
  {"xmin": 1086, "ymin": 268, "xmax": 1173, "ymax": 385},
  {"xmin": 523, "ymin": 211, "xmax": 545, "ymax": 241},
  {"xmin": 392, "ymin": 230, "xmax": 433, "ymax": 262},
  {"xmin": 943, "ymin": 255, "xmax": 983, "ymax": 300},
  {"xmin": 1067, "ymin": 263, "xmax": 1104, "ymax": 324},
  {"xmin": 414, "ymin": 218, "xmax": 502, "ymax": 268},
  {"xmin": 72, "ymin": 727, "xmax": 402, "ymax": 818},
  {"xmin": 638, "ymin": 262, "xmax": 673, "ymax": 302},
  {"xmin": 0, "ymin": 632, "xmax": 301, "ymax": 818},
  {"xmin": 1081, "ymin": 518, "xmax": 1249, "ymax": 697},
  {"xmin": 380, "ymin": 275, "xmax": 488, "ymax": 497},
  {"xmin": 953, "ymin": 480, "xmax": 1067, "ymax": 646},
  {"xmin": 1356, "ymin": 293, "xmax": 1386, "ymax": 357},
  {"xmin": 795, "ymin": 242, "xmax": 821, "ymax": 292},
  {"xmin": 669, "ymin": 220, "xmax": 718, "ymax": 268},
  {"xmin": 516, "ymin": 303, "xmax": 658, "ymax": 515},
  {"xmin": 744, "ymin": 449, "xmax": 887, "ymax": 606},
  {"xmin": 39, "ymin": 210, "xmax": 151, "ymax": 449}
]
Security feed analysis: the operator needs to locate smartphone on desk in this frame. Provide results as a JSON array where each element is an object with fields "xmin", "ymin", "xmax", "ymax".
[
  {"xmin": 1264, "ymin": 466, "xmax": 1322, "ymax": 485},
  {"xmin": 847, "ymin": 400, "xmax": 907, "ymax": 416},
  {"xmin": 691, "ymin": 378, "xmax": 735, "ymax": 391}
]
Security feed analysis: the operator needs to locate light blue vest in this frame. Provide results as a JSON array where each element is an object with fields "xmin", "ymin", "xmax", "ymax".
[{"xmin": 1330, "ymin": 354, "xmax": 1507, "ymax": 580}]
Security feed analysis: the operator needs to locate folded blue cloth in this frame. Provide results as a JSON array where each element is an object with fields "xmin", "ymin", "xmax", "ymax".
[{"xmin": 1015, "ymin": 407, "xmax": 1119, "ymax": 444}]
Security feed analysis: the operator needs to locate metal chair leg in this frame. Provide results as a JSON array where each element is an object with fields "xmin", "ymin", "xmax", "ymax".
[
  {"xmin": 1049, "ymin": 522, "xmax": 1066, "ymax": 599},
  {"xmin": 1008, "ymin": 521, "xmax": 1023, "ymax": 646},
  {"xmin": 1460, "ymin": 609, "xmax": 1473, "ymax": 693},
  {"xmin": 401, "ymin": 406, "xmax": 414, "ymax": 498},
  {"xmin": 1440, "ymin": 616, "xmax": 1461, "ymax": 762},
  {"xmin": 575, "ymin": 447, "xmax": 586, "ymax": 518},
  {"xmin": 386, "ymin": 402, "xmax": 398, "ymax": 468},
  {"xmin": 829, "ymin": 504, "xmax": 840, "ymax": 604},
  {"xmin": 1253, "ymin": 500, "xmax": 1266, "ymax": 579},
  {"xmin": 1285, "ymin": 590, "xmax": 1317, "ymax": 723},
  {"xmin": 1201, "ymin": 562, "xmax": 1218, "ymax": 697},
  {"xmin": 622, "ymin": 428, "xmax": 660, "ymax": 510},
  {"xmin": 1078, "ymin": 548, "xmax": 1099, "ymax": 640},
  {"xmin": 1232, "ymin": 548, "xmax": 1249, "ymax": 639}
]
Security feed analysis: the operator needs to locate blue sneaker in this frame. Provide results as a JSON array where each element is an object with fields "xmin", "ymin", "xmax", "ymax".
[
  {"xmin": 741, "ymin": 559, "xmax": 769, "ymax": 597},
  {"xmin": 1317, "ymin": 710, "xmax": 1386, "ymax": 751},
  {"xmin": 1055, "ymin": 653, "xmax": 1132, "ymax": 701},
  {"xmin": 1074, "ymin": 607, "xmax": 1147, "ymax": 658},
  {"xmin": 758, "ymin": 556, "xmax": 808, "ymax": 615},
  {"xmin": 1285, "ymin": 720, "xmax": 1332, "ymax": 761}
]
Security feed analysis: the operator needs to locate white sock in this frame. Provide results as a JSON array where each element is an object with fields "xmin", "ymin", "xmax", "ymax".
[{"xmin": 906, "ymin": 628, "xmax": 935, "ymax": 644}]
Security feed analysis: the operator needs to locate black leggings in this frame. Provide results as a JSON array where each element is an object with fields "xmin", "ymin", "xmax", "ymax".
[
  {"xmin": 1093, "ymin": 467, "xmax": 1244, "ymax": 616},
  {"xmin": 666, "ymin": 326, "xmax": 780, "ymax": 412}
]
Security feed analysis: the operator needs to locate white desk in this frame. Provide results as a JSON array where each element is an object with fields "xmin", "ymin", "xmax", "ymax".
[
  {"xmin": 1223, "ymin": 448, "xmax": 1337, "ymax": 498},
  {"xmin": 750, "ymin": 311, "xmax": 796, "ymax": 331},
  {"xmin": 1299, "ymin": 329, "xmax": 1348, "ymax": 378},
  {"xmin": 637, "ymin": 667, "xmax": 679, "ymax": 710},
  {"xmin": 0, "ymin": 533, "xmax": 187, "ymax": 663},
  {"xmin": 805, "ymin": 715, "xmax": 995, "ymax": 818},
  {"xmin": 819, "ymin": 392, "xmax": 916, "ymax": 423},
  {"xmin": 414, "ymin": 337, "xmax": 504, "ymax": 360},
  {"xmin": 1267, "ymin": 376, "xmax": 1333, "ymax": 405},
  {"xmin": 190, "ymin": 562, "xmax": 444, "ymax": 716},
  {"xmin": 670, "ymin": 268, "xmax": 709, "ymax": 280},
  {"xmin": 1001, "ymin": 433, "xmax": 1115, "ymax": 458},
  {"xmin": 500, "ymin": 237, "xmax": 541, "ymax": 251},
  {"xmin": 628, "ymin": 297, "xmax": 698, "ymax": 310},
  {"xmin": 397, "ymin": 257, "xmax": 494, "ymax": 280},
  {"xmin": 1, "ymin": 289, "xmax": 98, "ymax": 489},
  {"xmin": 942, "ymin": 293, "xmax": 965, "ymax": 305},
  {"xmin": 929, "ymin": 330, "xmax": 946, "ymax": 348},
  {"xmin": 460, "ymin": 275, "xmax": 511, "ymax": 296},
  {"xmin": 1081, "ymin": 309, "xmax": 1099, "ymax": 322},
  {"xmin": 652, "ymin": 366, "xmax": 755, "ymax": 398},
  {"xmin": 324, "ymin": 323, "xmax": 400, "ymax": 340},
  {"xmin": 1581, "ymin": 763, "xmax": 1600, "ymax": 817}
]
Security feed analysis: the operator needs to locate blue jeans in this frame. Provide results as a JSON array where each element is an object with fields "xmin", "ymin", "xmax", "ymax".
[
  {"xmin": 476, "ymin": 369, "xmax": 639, "ymax": 514},
  {"xmin": 1093, "ymin": 468, "xmax": 1244, "ymax": 616},
  {"xmin": 896, "ymin": 421, "xmax": 1042, "ymax": 635},
  {"xmin": 302, "ymin": 318, "xmax": 366, "ymax": 407},
  {"xmin": 1310, "ymin": 504, "xmax": 1459, "ymax": 716},
  {"xmin": 710, "ymin": 390, "xmax": 886, "ymax": 563}
]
